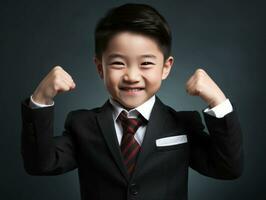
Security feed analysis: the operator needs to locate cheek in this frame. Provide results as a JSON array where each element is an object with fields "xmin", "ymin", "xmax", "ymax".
[
  {"xmin": 104, "ymin": 69, "xmax": 121, "ymax": 87},
  {"xmin": 143, "ymin": 69, "xmax": 163, "ymax": 87}
]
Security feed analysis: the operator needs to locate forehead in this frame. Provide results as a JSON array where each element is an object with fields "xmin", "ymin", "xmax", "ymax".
[{"xmin": 103, "ymin": 31, "xmax": 163, "ymax": 59}]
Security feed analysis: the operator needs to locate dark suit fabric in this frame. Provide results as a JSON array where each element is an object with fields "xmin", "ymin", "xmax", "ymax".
[{"xmin": 21, "ymin": 97, "xmax": 243, "ymax": 200}]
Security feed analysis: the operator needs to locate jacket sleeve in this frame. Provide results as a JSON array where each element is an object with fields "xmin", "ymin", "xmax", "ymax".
[
  {"xmin": 188, "ymin": 108, "xmax": 244, "ymax": 180},
  {"xmin": 20, "ymin": 98, "xmax": 77, "ymax": 175}
]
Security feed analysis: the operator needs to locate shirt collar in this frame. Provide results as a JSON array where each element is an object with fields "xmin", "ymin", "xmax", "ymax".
[{"xmin": 109, "ymin": 95, "xmax": 156, "ymax": 121}]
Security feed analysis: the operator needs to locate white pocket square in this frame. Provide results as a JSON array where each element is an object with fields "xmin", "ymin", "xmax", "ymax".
[{"xmin": 156, "ymin": 135, "xmax": 188, "ymax": 147}]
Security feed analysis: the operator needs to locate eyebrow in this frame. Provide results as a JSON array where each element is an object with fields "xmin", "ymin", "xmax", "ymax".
[
  {"xmin": 107, "ymin": 53, "xmax": 157, "ymax": 59},
  {"xmin": 141, "ymin": 54, "xmax": 157, "ymax": 59}
]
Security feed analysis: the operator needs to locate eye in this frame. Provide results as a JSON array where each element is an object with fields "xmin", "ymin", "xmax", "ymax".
[
  {"xmin": 142, "ymin": 62, "xmax": 154, "ymax": 65},
  {"xmin": 110, "ymin": 61, "xmax": 124, "ymax": 65},
  {"xmin": 109, "ymin": 61, "xmax": 125, "ymax": 69},
  {"xmin": 141, "ymin": 62, "xmax": 154, "ymax": 69}
]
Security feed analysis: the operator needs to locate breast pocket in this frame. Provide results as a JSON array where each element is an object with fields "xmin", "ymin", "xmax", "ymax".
[
  {"xmin": 156, "ymin": 143, "xmax": 188, "ymax": 152},
  {"xmin": 155, "ymin": 134, "xmax": 188, "ymax": 152}
]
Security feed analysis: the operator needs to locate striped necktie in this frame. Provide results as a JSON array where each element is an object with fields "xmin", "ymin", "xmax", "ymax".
[{"xmin": 118, "ymin": 110, "xmax": 147, "ymax": 177}]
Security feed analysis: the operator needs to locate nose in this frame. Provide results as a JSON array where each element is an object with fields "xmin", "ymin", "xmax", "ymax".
[{"xmin": 123, "ymin": 67, "xmax": 141, "ymax": 83}]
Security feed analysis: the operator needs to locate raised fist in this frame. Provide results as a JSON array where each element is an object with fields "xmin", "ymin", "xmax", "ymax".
[
  {"xmin": 186, "ymin": 69, "xmax": 226, "ymax": 108},
  {"xmin": 32, "ymin": 66, "xmax": 76, "ymax": 105}
]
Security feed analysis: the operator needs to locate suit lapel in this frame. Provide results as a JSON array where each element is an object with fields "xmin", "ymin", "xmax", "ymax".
[
  {"xmin": 96, "ymin": 100, "xmax": 130, "ymax": 182},
  {"xmin": 131, "ymin": 96, "xmax": 169, "ymax": 180}
]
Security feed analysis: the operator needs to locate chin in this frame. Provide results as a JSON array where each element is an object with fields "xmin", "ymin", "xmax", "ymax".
[
  {"xmin": 122, "ymin": 100, "xmax": 144, "ymax": 109},
  {"xmin": 114, "ymin": 95, "xmax": 148, "ymax": 109}
]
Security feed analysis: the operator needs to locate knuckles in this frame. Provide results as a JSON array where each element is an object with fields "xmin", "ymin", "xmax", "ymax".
[
  {"xmin": 53, "ymin": 65, "xmax": 63, "ymax": 71},
  {"xmin": 195, "ymin": 71, "xmax": 205, "ymax": 80},
  {"xmin": 51, "ymin": 66, "xmax": 64, "ymax": 77},
  {"xmin": 195, "ymin": 68, "xmax": 206, "ymax": 75}
]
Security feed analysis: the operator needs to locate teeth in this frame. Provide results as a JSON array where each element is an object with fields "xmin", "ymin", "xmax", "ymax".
[
  {"xmin": 122, "ymin": 88, "xmax": 142, "ymax": 91},
  {"xmin": 126, "ymin": 88, "xmax": 140, "ymax": 91}
]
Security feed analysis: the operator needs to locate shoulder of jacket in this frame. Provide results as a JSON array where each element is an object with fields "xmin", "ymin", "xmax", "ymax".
[
  {"xmin": 66, "ymin": 106, "xmax": 102, "ymax": 119},
  {"xmin": 164, "ymin": 105, "xmax": 199, "ymax": 117},
  {"xmin": 165, "ymin": 107, "xmax": 204, "ymax": 133}
]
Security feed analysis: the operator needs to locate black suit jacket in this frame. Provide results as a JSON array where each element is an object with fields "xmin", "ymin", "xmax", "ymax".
[{"xmin": 21, "ymin": 96, "xmax": 243, "ymax": 200}]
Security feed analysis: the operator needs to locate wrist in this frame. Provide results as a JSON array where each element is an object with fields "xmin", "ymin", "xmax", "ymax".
[
  {"xmin": 208, "ymin": 95, "xmax": 227, "ymax": 108},
  {"xmin": 32, "ymin": 92, "xmax": 53, "ymax": 105}
]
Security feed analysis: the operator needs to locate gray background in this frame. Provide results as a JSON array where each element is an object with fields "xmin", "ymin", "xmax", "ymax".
[{"xmin": 1, "ymin": 0, "xmax": 265, "ymax": 199}]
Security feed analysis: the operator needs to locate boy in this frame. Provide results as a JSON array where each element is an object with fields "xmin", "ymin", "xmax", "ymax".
[{"xmin": 21, "ymin": 3, "xmax": 243, "ymax": 200}]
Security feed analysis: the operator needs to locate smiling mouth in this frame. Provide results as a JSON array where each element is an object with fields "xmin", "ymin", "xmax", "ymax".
[{"xmin": 120, "ymin": 87, "xmax": 144, "ymax": 92}]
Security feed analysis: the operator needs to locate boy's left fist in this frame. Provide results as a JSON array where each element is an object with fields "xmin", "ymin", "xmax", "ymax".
[{"xmin": 186, "ymin": 69, "xmax": 226, "ymax": 108}]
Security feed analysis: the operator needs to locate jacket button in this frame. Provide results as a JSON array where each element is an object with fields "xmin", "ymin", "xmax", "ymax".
[{"xmin": 129, "ymin": 183, "xmax": 138, "ymax": 195}]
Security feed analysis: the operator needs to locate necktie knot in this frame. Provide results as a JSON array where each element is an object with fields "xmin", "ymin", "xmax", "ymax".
[{"xmin": 118, "ymin": 110, "xmax": 147, "ymax": 135}]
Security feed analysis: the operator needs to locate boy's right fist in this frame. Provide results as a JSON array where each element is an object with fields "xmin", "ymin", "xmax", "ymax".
[{"xmin": 32, "ymin": 66, "xmax": 76, "ymax": 105}]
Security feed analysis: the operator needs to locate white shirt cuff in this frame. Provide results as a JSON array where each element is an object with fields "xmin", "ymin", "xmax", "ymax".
[
  {"xmin": 204, "ymin": 99, "xmax": 233, "ymax": 118},
  {"xmin": 29, "ymin": 95, "xmax": 54, "ymax": 108}
]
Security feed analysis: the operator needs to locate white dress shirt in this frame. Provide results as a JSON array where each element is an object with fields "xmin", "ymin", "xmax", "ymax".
[
  {"xmin": 109, "ymin": 96, "xmax": 155, "ymax": 146},
  {"xmin": 29, "ymin": 95, "xmax": 233, "ymax": 146}
]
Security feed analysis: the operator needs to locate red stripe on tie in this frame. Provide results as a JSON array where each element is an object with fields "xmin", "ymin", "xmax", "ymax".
[
  {"xmin": 127, "ymin": 163, "xmax": 135, "ymax": 174},
  {"xmin": 127, "ymin": 126, "xmax": 135, "ymax": 134},
  {"xmin": 125, "ymin": 145, "xmax": 140, "ymax": 164},
  {"xmin": 122, "ymin": 137, "xmax": 135, "ymax": 154},
  {"xmin": 130, "ymin": 119, "xmax": 138, "ymax": 126}
]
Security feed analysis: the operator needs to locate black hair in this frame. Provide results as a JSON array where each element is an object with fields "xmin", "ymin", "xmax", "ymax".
[{"xmin": 94, "ymin": 3, "xmax": 172, "ymax": 61}]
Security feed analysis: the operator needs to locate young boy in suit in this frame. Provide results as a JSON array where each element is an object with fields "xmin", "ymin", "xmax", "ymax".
[{"xmin": 21, "ymin": 3, "xmax": 243, "ymax": 200}]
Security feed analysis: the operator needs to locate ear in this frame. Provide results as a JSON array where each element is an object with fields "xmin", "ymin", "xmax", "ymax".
[
  {"xmin": 94, "ymin": 56, "xmax": 104, "ymax": 79},
  {"xmin": 162, "ymin": 56, "xmax": 174, "ymax": 80}
]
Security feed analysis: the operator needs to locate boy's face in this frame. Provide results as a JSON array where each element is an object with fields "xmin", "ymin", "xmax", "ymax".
[{"xmin": 95, "ymin": 31, "xmax": 174, "ymax": 109}]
